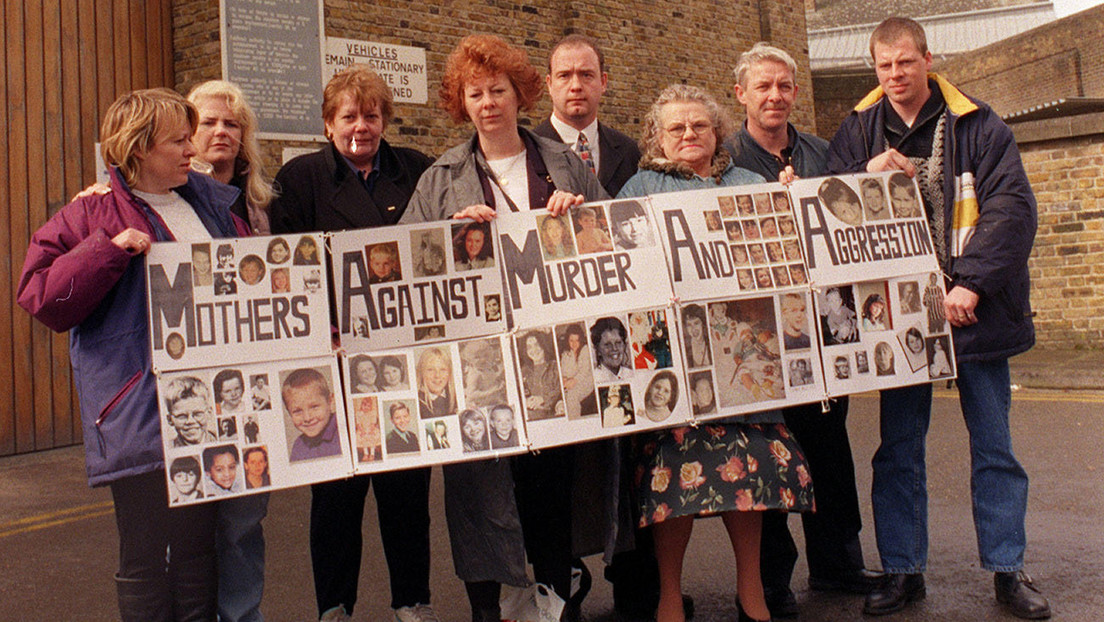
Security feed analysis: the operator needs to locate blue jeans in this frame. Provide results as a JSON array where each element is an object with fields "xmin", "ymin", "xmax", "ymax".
[
  {"xmin": 873, "ymin": 360, "xmax": 1028, "ymax": 574},
  {"xmin": 217, "ymin": 493, "xmax": 269, "ymax": 622}
]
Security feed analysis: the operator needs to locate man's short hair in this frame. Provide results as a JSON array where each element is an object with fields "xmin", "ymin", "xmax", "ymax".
[
  {"xmin": 548, "ymin": 34, "xmax": 606, "ymax": 74},
  {"xmin": 870, "ymin": 17, "xmax": 928, "ymax": 58},
  {"xmin": 733, "ymin": 42, "xmax": 797, "ymax": 87}
]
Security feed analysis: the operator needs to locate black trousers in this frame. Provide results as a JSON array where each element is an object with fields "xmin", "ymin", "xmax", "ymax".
[
  {"xmin": 309, "ymin": 467, "xmax": 431, "ymax": 613},
  {"xmin": 110, "ymin": 470, "xmax": 217, "ymax": 619},
  {"xmin": 761, "ymin": 397, "xmax": 866, "ymax": 590},
  {"xmin": 512, "ymin": 445, "xmax": 575, "ymax": 600}
]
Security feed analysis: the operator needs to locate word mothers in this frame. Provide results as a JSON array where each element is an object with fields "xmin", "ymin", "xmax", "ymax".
[
  {"xmin": 501, "ymin": 229, "xmax": 637, "ymax": 307},
  {"xmin": 339, "ymin": 251, "xmax": 486, "ymax": 333},
  {"xmin": 149, "ymin": 263, "xmax": 310, "ymax": 350},
  {"xmin": 799, "ymin": 197, "xmax": 933, "ymax": 267}
]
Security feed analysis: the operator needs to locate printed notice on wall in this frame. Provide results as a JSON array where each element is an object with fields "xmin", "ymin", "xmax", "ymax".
[
  {"xmin": 221, "ymin": 0, "xmax": 326, "ymax": 140},
  {"xmin": 324, "ymin": 37, "xmax": 428, "ymax": 104}
]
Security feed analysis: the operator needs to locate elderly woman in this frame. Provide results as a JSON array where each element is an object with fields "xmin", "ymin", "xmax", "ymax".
[
  {"xmin": 269, "ymin": 64, "xmax": 438, "ymax": 622},
  {"xmin": 618, "ymin": 84, "xmax": 814, "ymax": 622},
  {"xmin": 18, "ymin": 88, "xmax": 247, "ymax": 621},
  {"xmin": 400, "ymin": 34, "xmax": 606, "ymax": 622},
  {"xmin": 187, "ymin": 80, "xmax": 274, "ymax": 235}
]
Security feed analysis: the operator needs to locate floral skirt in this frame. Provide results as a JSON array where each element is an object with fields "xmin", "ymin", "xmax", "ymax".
[{"xmin": 635, "ymin": 421, "xmax": 814, "ymax": 526}]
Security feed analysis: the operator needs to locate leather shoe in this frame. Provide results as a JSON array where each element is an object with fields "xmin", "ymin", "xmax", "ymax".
[
  {"xmin": 809, "ymin": 568, "xmax": 884, "ymax": 594},
  {"xmin": 763, "ymin": 586, "xmax": 798, "ymax": 618},
  {"xmin": 862, "ymin": 573, "xmax": 925, "ymax": 616},
  {"xmin": 995, "ymin": 571, "xmax": 1051, "ymax": 619}
]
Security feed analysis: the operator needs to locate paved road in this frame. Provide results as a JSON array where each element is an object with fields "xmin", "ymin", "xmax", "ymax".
[{"xmin": 2, "ymin": 388, "xmax": 1102, "ymax": 621}]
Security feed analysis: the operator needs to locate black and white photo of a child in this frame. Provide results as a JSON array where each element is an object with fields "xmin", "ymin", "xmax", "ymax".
[
  {"xmin": 414, "ymin": 325, "xmax": 445, "ymax": 341},
  {"xmin": 411, "ymin": 229, "xmax": 447, "ymax": 277},
  {"xmin": 600, "ymin": 384, "xmax": 634, "ymax": 428},
  {"xmin": 165, "ymin": 332, "xmax": 186, "ymax": 360},
  {"xmin": 377, "ymin": 355, "xmax": 408, "ymax": 392},
  {"xmin": 242, "ymin": 446, "xmax": 270, "ymax": 490},
  {"xmin": 459, "ymin": 337, "xmax": 508, "ymax": 408},
  {"xmin": 860, "ymin": 177, "xmax": 891, "ymax": 221},
  {"xmin": 898, "ymin": 326, "xmax": 927, "ymax": 373},
  {"xmin": 266, "ymin": 237, "xmax": 290, "ymax": 264},
  {"xmin": 819, "ymin": 286, "xmax": 858, "ymax": 345},
  {"xmin": 243, "ymin": 415, "xmax": 260, "ymax": 444},
  {"xmin": 203, "ymin": 444, "xmax": 242, "ymax": 496},
  {"xmin": 425, "ymin": 420, "xmax": 450, "ymax": 450},
  {"xmin": 898, "ymin": 280, "xmax": 922, "ymax": 314},
  {"xmin": 874, "ymin": 341, "xmax": 896, "ymax": 377},
  {"xmin": 818, "ymin": 177, "xmax": 863, "ymax": 227},
  {"xmin": 856, "ymin": 350, "xmax": 871, "ymax": 374},
  {"xmin": 169, "ymin": 456, "xmax": 204, "ymax": 504},
  {"xmin": 788, "ymin": 358, "xmax": 814, "ymax": 386},
  {"xmin": 214, "ymin": 271, "xmax": 237, "ymax": 295},
  {"xmin": 927, "ymin": 335, "xmax": 954, "ymax": 379},
  {"xmin": 218, "ymin": 416, "xmax": 238, "ymax": 441},
  {"xmin": 488, "ymin": 405, "xmax": 519, "ymax": 449},
  {"xmin": 833, "ymin": 355, "xmax": 851, "ymax": 380},
  {"xmin": 354, "ymin": 316, "xmax": 370, "ymax": 338},
  {"xmin": 609, "ymin": 199, "xmax": 655, "ymax": 250},
  {"xmin": 164, "ymin": 376, "xmax": 216, "ymax": 446},
  {"xmin": 250, "ymin": 374, "xmax": 271, "ymax": 410},
  {"xmin": 191, "ymin": 243, "xmax": 212, "ymax": 286},
  {"xmin": 216, "ymin": 243, "xmax": 235, "ymax": 270},
  {"xmin": 484, "ymin": 294, "xmax": 502, "ymax": 322},
  {"xmin": 213, "ymin": 368, "xmax": 246, "ymax": 414},
  {"xmin": 303, "ymin": 268, "xmax": 322, "ymax": 293},
  {"xmin": 689, "ymin": 371, "xmax": 716, "ymax": 415},
  {"xmin": 350, "ymin": 355, "xmax": 380, "ymax": 394}
]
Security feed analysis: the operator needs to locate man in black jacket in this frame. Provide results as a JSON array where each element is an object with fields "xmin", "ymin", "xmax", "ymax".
[{"xmin": 725, "ymin": 42, "xmax": 879, "ymax": 619}]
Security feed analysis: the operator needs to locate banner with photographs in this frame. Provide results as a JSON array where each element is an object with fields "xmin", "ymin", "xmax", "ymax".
[
  {"xmin": 680, "ymin": 291, "xmax": 826, "ymax": 420},
  {"xmin": 330, "ymin": 221, "xmax": 507, "ymax": 351},
  {"xmin": 815, "ymin": 272, "xmax": 955, "ymax": 396},
  {"xmin": 518, "ymin": 306, "xmax": 693, "ymax": 450},
  {"xmin": 788, "ymin": 172, "xmax": 935, "ymax": 285},
  {"xmin": 650, "ymin": 184, "xmax": 808, "ymax": 301},
  {"xmin": 159, "ymin": 356, "xmax": 352, "ymax": 505},
  {"xmin": 341, "ymin": 335, "xmax": 528, "ymax": 473},
  {"xmin": 496, "ymin": 200, "xmax": 673, "ymax": 330},
  {"xmin": 146, "ymin": 234, "xmax": 332, "ymax": 371}
]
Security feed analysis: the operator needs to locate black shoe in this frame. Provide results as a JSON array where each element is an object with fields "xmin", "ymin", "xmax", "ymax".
[
  {"xmin": 862, "ymin": 573, "xmax": 925, "ymax": 616},
  {"xmin": 995, "ymin": 571, "xmax": 1051, "ymax": 619},
  {"xmin": 809, "ymin": 568, "xmax": 884, "ymax": 594},
  {"xmin": 682, "ymin": 593, "xmax": 695, "ymax": 619},
  {"xmin": 762, "ymin": 586, "xmax": 798, "ymax": 618},
  {"xmin": 737, "ymin": 601, "xmax": 773, "ymax": 622}
]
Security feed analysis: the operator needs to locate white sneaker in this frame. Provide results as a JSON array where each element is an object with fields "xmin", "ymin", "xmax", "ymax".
[
  {"xmin": 320, "ymin": 605, "xmax": 351, "ymax": 622},
  {"xmin": 394, "ymin": 603, "xmax": 441, "ymax": 622}
]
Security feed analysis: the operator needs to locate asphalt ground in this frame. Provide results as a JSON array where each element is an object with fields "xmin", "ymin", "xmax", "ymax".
[{"xmin": 1, "ymin": 348, "xmax": 1102, "ymax": 621}]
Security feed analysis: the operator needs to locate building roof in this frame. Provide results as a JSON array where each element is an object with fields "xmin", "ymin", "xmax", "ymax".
[
  {"xmin": 808, "ymin": 0, "xmax": 1056, "ymax": 71},
  {"xmin": 1003, "ymin": 97, "xmax": 1104, "ymax": 122},
  {"xmin": 807, "ymin": 0, "xmax": 1046, "ymax": 30}
]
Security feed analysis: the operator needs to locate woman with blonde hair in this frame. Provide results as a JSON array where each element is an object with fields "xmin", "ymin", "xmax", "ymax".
[
  {"xmin": 19, "ymin": 88, "xmax": 247, "ymax": 621},
  {"xmin": 188, "ymin": 80, "xmax": 275, "ymax": 234}
]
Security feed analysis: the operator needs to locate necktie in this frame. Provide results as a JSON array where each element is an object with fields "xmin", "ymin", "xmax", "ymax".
[{"xmin": 576, "ymin": 132, "xmax": 596, "ymax": 176}]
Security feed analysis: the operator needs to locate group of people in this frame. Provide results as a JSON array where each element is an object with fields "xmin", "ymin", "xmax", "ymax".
[{"xmin": 17, "ymin": 15, "xmax": 1048, "ymax": 622}]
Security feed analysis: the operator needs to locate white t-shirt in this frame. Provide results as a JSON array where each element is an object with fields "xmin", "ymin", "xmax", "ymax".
[
  {"xmin": 486, "ymin": 150, "xmax": 531, "ymax": 212},
  {"xmin": 133, "ymin": 189, "xmax": 212, "ymax": 241}
]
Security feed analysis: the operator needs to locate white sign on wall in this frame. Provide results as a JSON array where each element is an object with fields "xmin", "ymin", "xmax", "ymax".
[{"xmin": 324, "ymin": 37, "xmax": 428, "ymax": 104}]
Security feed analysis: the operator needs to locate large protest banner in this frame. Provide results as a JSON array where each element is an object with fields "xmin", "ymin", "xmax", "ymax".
[
  {"xmin": 341, "ymin": 335, "xmax": 528, "ymax": 474},
  {"xmin": 650, "ymin": 184, "xmax": 808, "ymax": 301},
  {"xmin": 330, "ymin": 221, "xmax": 507, "ymax": 351},
  {"xmin": 788, "ymin": 172, "xmax": 955, "ymax": 396},
  {"xmin": 496, "ymin": 201, "xmax": 673, "ymax": 330},
  {"xmin": 148, "ymin": 235, "xmax": 352, "ymax": 504}
]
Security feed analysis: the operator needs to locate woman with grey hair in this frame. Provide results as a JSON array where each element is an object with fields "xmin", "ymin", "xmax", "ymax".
[{"xmin": 619, "ymin": 84, "xmax": 813, "ymax": 622}]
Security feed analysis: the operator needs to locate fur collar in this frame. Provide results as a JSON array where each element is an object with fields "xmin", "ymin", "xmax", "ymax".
[{"xmin": 638, "ymin": 149, "xmax": 732, "ymax": 183}]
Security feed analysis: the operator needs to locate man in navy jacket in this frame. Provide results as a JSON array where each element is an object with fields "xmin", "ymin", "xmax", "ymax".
[
  {"xmin": 827, "ymin": 17, "xmax": 1049, "ymax": 620},
  {"xmin": 726, "ymin": 42, "xmax": 879, "ymax": 619}
]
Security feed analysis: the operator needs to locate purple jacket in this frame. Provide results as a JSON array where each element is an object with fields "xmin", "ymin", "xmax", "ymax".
[{"xmin": 17, "ymin": 168, "xmax": 247, "ymax": 486}]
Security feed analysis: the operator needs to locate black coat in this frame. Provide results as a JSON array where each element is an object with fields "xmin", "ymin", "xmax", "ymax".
[
  {"xmin": 532, "ymin": 120, "xmax": 641, "ymax": 198},
  {"xmin": 270, "ymin": 139, "xmax": 432, "ymax": 234}
]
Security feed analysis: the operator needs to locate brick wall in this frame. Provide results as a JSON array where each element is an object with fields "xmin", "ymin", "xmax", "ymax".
[{"xmin": 173, "ymin": 0, "xmax": 816, "ymax": 174}]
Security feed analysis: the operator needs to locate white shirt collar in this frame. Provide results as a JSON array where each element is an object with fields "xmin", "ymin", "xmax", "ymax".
[{"xmin": 550, "ymin": 115, "xmax": 600, "ymax": 173}]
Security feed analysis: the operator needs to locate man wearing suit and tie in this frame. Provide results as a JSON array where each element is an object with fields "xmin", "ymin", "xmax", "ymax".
[{"xmin": 534, "ymin": 34, "xmax": 662, "ymax": 621}]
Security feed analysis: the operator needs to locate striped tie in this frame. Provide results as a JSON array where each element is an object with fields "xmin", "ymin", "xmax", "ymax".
[{"xmin": 576, "ymin": 133, "xmax": 596, "ymax": 176}]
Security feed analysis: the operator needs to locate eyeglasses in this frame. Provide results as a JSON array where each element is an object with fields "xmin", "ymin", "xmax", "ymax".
[
  {"xmin": 171, "ymin": 410, "xmax": 209, "ymax": 423},
  {"xmin": 663, "ymin": 122, "xmax": 712, "ymax": 138}
]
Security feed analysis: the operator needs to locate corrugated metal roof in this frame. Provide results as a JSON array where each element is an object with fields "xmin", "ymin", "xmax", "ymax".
[
  {"xmin": 809, "ymin": 2, "xmax": 1057, "ymax": 71},
  {"xmin": 1003, "ymin": 97, "xmax": 1104, "ymax": 122},
  {"xmin": 807, "ymin": 0, "xmax": 1046, "ymax": 30}
]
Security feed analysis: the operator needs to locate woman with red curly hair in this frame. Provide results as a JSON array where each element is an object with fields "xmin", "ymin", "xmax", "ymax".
[{"xmin": 401, "ymin": 34, "xmax": 607, "ymax": 622}]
